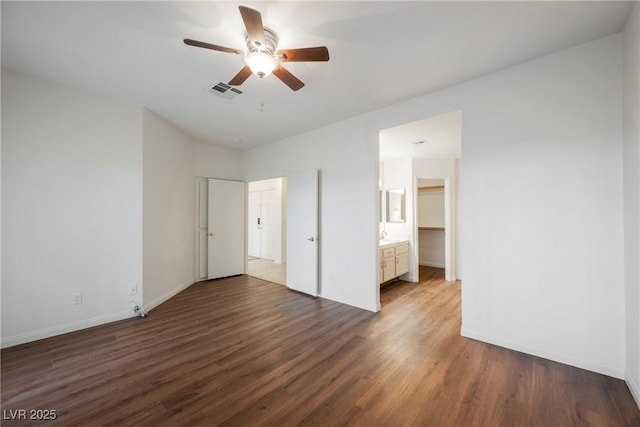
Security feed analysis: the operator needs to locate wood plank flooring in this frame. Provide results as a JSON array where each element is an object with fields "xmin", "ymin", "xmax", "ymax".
[{"xmin": 2, "ymin": 267, "xmax": 639, "ymax": 426}]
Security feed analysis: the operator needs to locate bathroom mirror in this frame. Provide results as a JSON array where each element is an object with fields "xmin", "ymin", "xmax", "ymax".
[{"xmin": 386, "ymin": 188, "xmax": 406, "ymax": 223}]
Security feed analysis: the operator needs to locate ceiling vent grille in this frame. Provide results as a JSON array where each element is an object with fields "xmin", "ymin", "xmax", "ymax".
[{"xmin": 208, "ymin": 82, "xmax": 243, "ymax": 100}]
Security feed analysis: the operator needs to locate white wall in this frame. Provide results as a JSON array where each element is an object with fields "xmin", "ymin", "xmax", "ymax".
[
  {"xmin": 280, "ymin": 179, "xmax": 287, "ymax": 264},
  {"xmin": 414, "ymin": 160, "xmax": 458, "ymax": 180},
  {"xmin": 1, "ymin": 69, "xmax": 143, "ymax": 347},
  {"xmin": 418, "ymin": 230, "xmax": 445, "ymax": 268},
  {"xmin": 623, "ymin": 3, "xmax": 640, "ymax": 407},
  {"xmin": 142, "ymin": 110, "xmax": 196, "ymax": 311},
  {"xmin": 418, "ymin": 189, "xmax": 445, "ymax": 228},
  {"xmin": 194, "ymin": 141, "xmax": 243, "ymax": 180},
  {"xmin": 0, "ymin": 70, "xmax": 243, "ymax": 346},
  {"xmin": 456, "ymin": 35, "xmax": 625, "ymax": 378},
  {"xmin": 245, "ymin": 33, "xmax": 626, "ymax": 378}
]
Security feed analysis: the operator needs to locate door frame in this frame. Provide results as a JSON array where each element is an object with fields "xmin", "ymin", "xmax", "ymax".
[
  {"xmin": 246, "ymin": 177, "xmax": 287, "ymax": 263},
  {"xmin": 412, "ymin": 175, "xmax": 456, "ymax": 281},
  {"xmin": 195, "ymin": 177, "xmax": 209, "ymax": 282}
]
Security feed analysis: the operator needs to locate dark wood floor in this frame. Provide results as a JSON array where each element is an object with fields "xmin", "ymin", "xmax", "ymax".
[{"xmin": 2, "ymin": 267, "xmax": 639, "ymax": 426}]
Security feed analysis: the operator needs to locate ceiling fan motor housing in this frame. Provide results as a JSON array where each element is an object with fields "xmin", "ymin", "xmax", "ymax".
[{"xmin": 246, "ymin": 27, "xmax": 279, "ymax": 55}]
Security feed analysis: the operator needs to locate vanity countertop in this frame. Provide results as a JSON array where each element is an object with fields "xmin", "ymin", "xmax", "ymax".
[{"xmin": 379, "ymin": 239, "xmax": 409, "ymax": 248}]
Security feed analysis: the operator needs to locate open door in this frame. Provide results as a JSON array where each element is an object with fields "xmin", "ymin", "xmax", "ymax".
[
  {"xmin": 286, "ymin": 169, "xmax": 318, "ymax": 296},
  {"xmin": 208, "ymin": 179, "xmax": 245, "ymax": 279}
]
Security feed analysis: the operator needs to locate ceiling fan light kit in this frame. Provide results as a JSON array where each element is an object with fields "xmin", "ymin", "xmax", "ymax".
[
  {"xmin": 184, "ymin": 5, "xmax": 329, "ymax": 91},
  {"xmin": 245, "ymin": 52, "xmax": 278, "ymax": 78}
]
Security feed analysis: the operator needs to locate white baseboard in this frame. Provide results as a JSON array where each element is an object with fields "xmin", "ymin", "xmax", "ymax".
[
  {"xmin": 144, "ymin": 278, "xmax": 195, "ymax": 312},
  {"xmin": 419, "ymin": 261, "xmax": 445, "ymax": 268},
  {"xmin": 1, "ymin": 278, "xmax": 196, "ymax": 349},
  {"xmin": 1, "ymin": 309, "xmax": 135, "ymax": 349},
  {"xmin": 626, "ymin": 373, "xmax": 640, "ymax": 409},
  {"xmin": 461, "ymin": 327, "xmax": 625, "ymax": 379}
]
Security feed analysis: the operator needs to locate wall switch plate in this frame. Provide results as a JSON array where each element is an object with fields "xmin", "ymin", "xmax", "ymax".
[
  {"xmin": 72, "ymin": 292, "xmax": 82, "ymax": 305},
  {"xmin": 129, "ymin": 284, "xmax": 137, "ymax": 295}
]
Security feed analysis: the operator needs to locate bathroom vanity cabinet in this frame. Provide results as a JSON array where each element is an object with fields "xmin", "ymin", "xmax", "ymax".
[{"xmin": 379, "ymin": 240, "xmax": 409, "ymax": 284}]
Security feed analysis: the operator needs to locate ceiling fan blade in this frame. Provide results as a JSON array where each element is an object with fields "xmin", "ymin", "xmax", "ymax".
[
  {"xmin": 273, "ymin": 65, "xmax": 305, "ymax": 91},
  {"xmin": 277, "ymin": 47, "xmax": 329, "ymax": 62},
  {"xmin": 228, "ymin": 66, "xmax": 252, "ymax": 86},
  {"xmin": 238, "ymin": 6, "xmax": 266, "ymax": 50},
  {"xmin": 184, "ymin": 38, "xmax": 244, "ymax": 55}
]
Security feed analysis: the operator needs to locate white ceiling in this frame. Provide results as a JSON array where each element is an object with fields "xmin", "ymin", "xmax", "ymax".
[
  {"xmin": 379, "ymin": 110, "xmax": 461, "ymax": 162},
  {"xmin": 1, "ymin": 1, "xmax": 634, "ymax": 150}
]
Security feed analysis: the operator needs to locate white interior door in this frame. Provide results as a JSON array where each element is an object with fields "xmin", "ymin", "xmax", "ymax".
[
  {"xmin": 260, "ymin": 189, "xmax": 276, "ymax": 260},
  {"xmin": 286, "ymin": 169, "xmax": 318, "ymax": 296},
  {"xmin": 208, "ymin": 179, "xmax": 245, "ymax": 279},
  {"xmin": 248, "ymin": 191, "xmax": 261, "ymax": 258}
]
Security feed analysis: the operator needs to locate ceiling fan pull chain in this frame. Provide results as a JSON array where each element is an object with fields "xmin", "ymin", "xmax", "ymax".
[{"xmin": 259, "ymin": 77, "xmax": 265, "ymax": 113}]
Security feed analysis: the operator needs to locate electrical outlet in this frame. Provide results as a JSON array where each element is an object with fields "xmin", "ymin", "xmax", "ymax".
[
  {"xmin": 72, "ymin": 292, "xmax": 82, "ymax": 305},
  {"xmin": 129, "ymin": 284, "xmax": 137, "ymax": 295}
]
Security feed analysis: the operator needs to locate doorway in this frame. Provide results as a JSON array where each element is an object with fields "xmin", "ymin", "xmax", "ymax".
[
  {"xmin": 378, "ymin": 110, "xmax": 462, "ymax": 305},
  {"xmin": 246, "ymin": 177, "xmax": 287, "ymax": 285},
  {"xmin": 416, "ymin": 178, "xmax": 452, "ymax": 280}
]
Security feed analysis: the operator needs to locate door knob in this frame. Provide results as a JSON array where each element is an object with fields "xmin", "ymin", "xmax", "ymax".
[
  {"xmin": 208, "ymin": 232, "xmax": 215, "ymax": 237},
  {"xmin": 307, "ymin": 237, "xmax": 315, "ymax": 242}
]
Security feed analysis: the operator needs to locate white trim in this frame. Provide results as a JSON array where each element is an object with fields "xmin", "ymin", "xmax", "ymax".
[
  {"xmin": 1, "ymin": 310, "xmax": 135, "ymax": 349},
  {"xmin": 144, "ymin": 278, "xmax": 195, "ymax": 312},
  {"xmin": 443, "ymin": 177, "xmax": 455, "ymax": 281},
  {"xmin": 626, "ymin": 374, "xmax": 640, "ymax": 409},
  {"xmin": 195, "ymin": 177, "xmax": 209, "ymax": 281},
  {"xmin": 461, "ymin": 327, "xmax": 624, "ymax": 379},
  {"xmin": 420, "ymin": 261, "xmax": 446, "ymax": 269}
]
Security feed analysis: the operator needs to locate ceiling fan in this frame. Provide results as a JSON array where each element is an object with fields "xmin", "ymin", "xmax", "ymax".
[{"xmin": 184, "ymin": 5, "xmax": 329, "ymax": 91}]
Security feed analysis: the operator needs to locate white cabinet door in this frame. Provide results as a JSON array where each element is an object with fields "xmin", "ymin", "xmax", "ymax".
[
  {"xmin": 208, "ymin": 179, "xmax": 245, "ymax": 279},
  {"xmin": 396, "ymin": 252, "xmax": 409, "ymax": 276},
  {"xmin": 286, "ymin": 169, "xmax": 318, "ymax": 296},
  {"xmin": 382, "ymin": 255, "xmax": 396, "ymax": 282}
]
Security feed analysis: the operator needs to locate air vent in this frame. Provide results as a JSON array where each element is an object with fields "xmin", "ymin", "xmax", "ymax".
[{"xmin": 208, "ymin": 82, "xmax": 243, "ymax": 100}]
